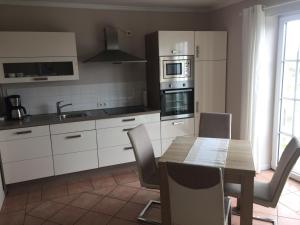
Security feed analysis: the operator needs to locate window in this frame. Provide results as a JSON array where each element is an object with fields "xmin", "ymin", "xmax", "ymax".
[{"xmin": 274, "ymin": 15, "xmax": 300, "ymax": 179}]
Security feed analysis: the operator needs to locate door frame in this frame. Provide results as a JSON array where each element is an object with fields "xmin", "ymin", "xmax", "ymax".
[{"xmin": 272, "ymin": 14, "xmax": 300, "ymax": 181}]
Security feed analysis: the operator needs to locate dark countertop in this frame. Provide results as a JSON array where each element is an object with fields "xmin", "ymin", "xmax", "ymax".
[{"xmin": 0, "ymin": 106, "xmax": 160, "ymax": 130}]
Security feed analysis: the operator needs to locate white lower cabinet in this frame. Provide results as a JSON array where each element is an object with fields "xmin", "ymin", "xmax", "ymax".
[
  {"xmin": 161, "ymin": 118, "xmax": 195, "ymax": 154},
  {"xmin": 54, "ymin": 150, "xmax": 98, "ymax": 175},
  {"xmin": 0, "ymin": 113, "xmax": 164, "ymax": 183},
  {"xmin": 3, "ymin": 157, "xmax": 53, "ymax": 184},
  {"xmin": 0, "ymin": 125, "xmax": 54, "ymax": 184},
  {"xmin": 97, "ymin": 113, "xmax": 161, "ymax": 167},
  {"xmin": 50, "ymin": 121, "xmax": 98, "ymax": 175}
]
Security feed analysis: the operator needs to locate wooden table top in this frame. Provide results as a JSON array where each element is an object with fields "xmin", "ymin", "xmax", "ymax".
[{"xmin": 159, "ymin": 136, "xmax": 255, "ymax": 174}]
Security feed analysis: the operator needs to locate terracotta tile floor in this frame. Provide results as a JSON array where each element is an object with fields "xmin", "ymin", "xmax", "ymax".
[{"xmin": 0, "ymin": 164, "xmax": 299, "ymax": 225}]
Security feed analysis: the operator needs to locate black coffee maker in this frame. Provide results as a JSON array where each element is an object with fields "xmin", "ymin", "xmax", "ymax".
[{"xmin": 5, "ymin": 95, "xmax": 27, "ymax": 120}]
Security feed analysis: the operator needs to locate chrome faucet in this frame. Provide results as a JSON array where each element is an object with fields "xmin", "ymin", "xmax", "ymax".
[{"xmin": 56, "ymin": 101, "xmax": 72, "ymax": 116}]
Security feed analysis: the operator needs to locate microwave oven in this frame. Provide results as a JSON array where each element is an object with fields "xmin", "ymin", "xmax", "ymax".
[{"xmin": 160, "ymin": 55, "xmax": 193, "ymax": 83}]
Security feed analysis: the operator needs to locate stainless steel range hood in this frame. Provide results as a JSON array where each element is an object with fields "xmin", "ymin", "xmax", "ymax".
[{"xmin": 84, "ymin": 27, "xmax": 146, "ymax": 64}]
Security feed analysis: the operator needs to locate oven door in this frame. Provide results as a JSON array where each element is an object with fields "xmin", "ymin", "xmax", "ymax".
[{"xmin": 160, "ymin": 88, "xmax": 194, "ymax": 120}]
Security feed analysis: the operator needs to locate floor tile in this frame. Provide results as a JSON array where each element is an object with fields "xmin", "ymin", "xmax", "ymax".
[
  {"xmin": 43, "ymin": 177, "xmax": 67, "ymax": 189},
  {"xmin": 92, "ymin": 196, "xmax": 126, "ymax": 216},
  {"xmin": 285, "ymin": 179, "xmax": 300, "ymax": 192},
  {"xmin": 278, "ymin": 203, "xmax": 300, "ymax": 220},
  {"xmin": 107, "ymin": 218, "xmax": 141, "ymax": 225},
  {"xmin": 278, "ymin": 217, "xmax": 300, "ymax": 225},
  {"xmin": 130, "ymin": 190, "xmax": 160, "ymax": 205},
  {"xmin": 113, "ymin": 172, "xmax": 138, "ymax": 185},
  {"xmin": 28, "ymin": 201, "xmax": 65, "ymax": 219},
  {"xmin": 68, "ymin": 181, "xmax": 94, "ymax": 194},
  {"xmin": 51, "ymin": 194, "xmax": 79, "ymax": 204},
  {"xmin": 2, "ymin": 194, "xmax": 28, "ymax": 213},
  {"xmin": 6, "ymin": 184, "xmax": 30, "ymax": 197},
  {"xmin": 92, "ymin": 175, "xmax": 117, "ymax": 189},
  {"xmin": 279, "ymin": 192, "xmax": 300, "ymax": 212},
  {"xmin": 92, "ymin": 186, "xmax": 116, "ymax": 196},
  {"xmin": 24, "ymin": 215, "xmax": 44, "ymax": 225},
  {"xmin": 49, "ymin": 205, "xmax": 87, "ymax": 225},
  {"xmin": 0, "ymin": 210, "xmax": 25, "ymax": 225},
  {"xmin": 70, "ymin": 192, "xmax": 103, "ymax": 209},
  {"xmin": 28, "ymin": 190, "xmax": 42, "ymax": 203},
  {"xmin": 253, "ymin": 203, "xmax": 277, "ymax": 216},
  {"xmin": 108, "ymin": 186, "xmax": 138, "ymax": 201},
  {"xmin": 115, "ymin": 202, "xmax": 144, "ymax": 221},
  {"xmin": 124, "ymin": 181, "xmax": 142, "ymax": 189},
  {"xmin": 42, "ymin": 185, "xmax": 68, "ymax": 200},
  {"xmin": 26, "ymin": 201, "xmax": 43, "ymax": 213},
  {"xmin": 74, "ymin": 211, "xmax": 111, "ymax": 225},
  {"xmin": 42, "ymin": 221, "xmax": 60, "ymax": 225}
]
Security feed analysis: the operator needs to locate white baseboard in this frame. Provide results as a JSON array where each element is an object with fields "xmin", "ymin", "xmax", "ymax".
[{"xmin": 260, "ymin": 163, "xmax": 271, "ymax": 171}]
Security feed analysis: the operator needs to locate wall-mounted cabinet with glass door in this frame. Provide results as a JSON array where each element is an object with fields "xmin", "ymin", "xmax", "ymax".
[{"xmin": 0, "ymin": 31, "xmax": 79, "ymax": 83}]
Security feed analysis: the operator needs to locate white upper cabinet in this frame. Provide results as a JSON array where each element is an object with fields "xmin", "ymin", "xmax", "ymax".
[
  {"xmin": 0, "ymin": 32, "xmax": 77, "ymax": 58},
  {"xmin": 158, "ymin": 31, "xmax": 194, "ymax": 56},
  {"xmin": 0, "ymin": 32, "xmax": 79, "ymax": 83},
  {"xmin": 194, "ymin": 31, "xmax": 227, "ymax": 61}
]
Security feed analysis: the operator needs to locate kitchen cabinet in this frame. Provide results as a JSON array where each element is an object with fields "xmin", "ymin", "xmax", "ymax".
[
  {"xmin": 161, "ymin": 118, "xmax": 195, "ymax": 154},
  {"xmin": 158, "ymin": 31, "xmax": 195, "ymax": 56},
  {"xmin": 50, "ymin": 121, "xmax": 98, "ymax": 175},
  {"xmin": 0, "ymin": 32, "xmax": 79, "ymax": 83},
  {"xmin": 97, "ymin": 113, "xmax": 161, "ymax": 167},
  {"xmin": 194, "ymin": 31, "xmax": 227, "ymax": 136},
  {"xmin": 0, "ymin": 126, "xmax": 54, "ymax": 184},
  {"xmin": 194, "ymin": 31, "xmax": 227, "ymax": 61}
]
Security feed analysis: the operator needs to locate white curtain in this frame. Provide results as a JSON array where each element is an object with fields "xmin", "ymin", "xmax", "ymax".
[{"xmin": 240, "ymin": 5, "xmax": 278, "ymax": 171}]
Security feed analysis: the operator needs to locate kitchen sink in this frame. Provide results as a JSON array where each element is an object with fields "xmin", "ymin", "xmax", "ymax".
[{"xmin": 58, "ymin": 112, "xmax": 88, "ymax": 120}]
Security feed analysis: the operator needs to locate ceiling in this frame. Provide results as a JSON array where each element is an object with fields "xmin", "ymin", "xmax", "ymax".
[{"xmin": 0, "ymin": 0, "xmax": 245, "ymax": 12}]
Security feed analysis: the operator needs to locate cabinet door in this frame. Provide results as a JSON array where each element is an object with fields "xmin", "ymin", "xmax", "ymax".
[
  {"xmin": 194, "ymin": 31, "xmax": 227, "ymax": 61},
  {"xmin": 4, "ymin": 157, "xmax": 54, "ymax": 184},
  {"xmin": 161, "ymin": 118, "xmax": 195, "ymax": 140},
  {"xmin": 51, "ymin": 130, "xmax": 97, "ymax": 155},
  {"xmin": 54, "ymin": 150, "xmax": 98, "ymax": 175},
  {"xmin": 159, "ymin": 31, "xmax": 194, "ymax": 56},
  {"xmin": 194, "ymin": 60, "xmax": 226, "ymax": 116}
]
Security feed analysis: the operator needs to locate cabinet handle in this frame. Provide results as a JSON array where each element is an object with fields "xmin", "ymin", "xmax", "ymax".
[
  {"xmin": 172, "ymin": 121, "xmax": 184, "ymax": 126},
  {"xmin": 171, "ymin": 50, "xmax": 177, "ymax": 54},
  {"xmin": 123, "ymin": 147, "xmax": 133, "ymax": 150},
  {"xmin": 15, "ymin": 130, "xmax": 32, "ymax": 135},
  {"xmin": 65, "ymin": 134, "xmax": 82, "ymax": 139},
  {"xmin": 33, "ymin": 77, "xmax": 48, "ymax": 81},
  {"xmin": 123, "ymin": 128, "xmax": 133, "ymax": 132},
  {"xmin": 122, "ymin": 118, "xmax": 135, "ymax": 122},
  {"xmin": 196, "ymin": 46, "xmax": 199, "ymax": 58}
]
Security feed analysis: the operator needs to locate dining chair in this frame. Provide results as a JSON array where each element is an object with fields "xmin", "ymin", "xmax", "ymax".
[
  {"xmin": 127, "ymin": 124, "xmax": 161, "ymax": 224},
  {"xmin": 199, "ymin": 112, "xmax": 232, "ymax": 139},
  {"xmin": 225, "ymin": 137, "xmax": 300, "ymax": 225},
  {"xmin": 164, "ymin": 162, "xmax": 231, "ymax": 225}
]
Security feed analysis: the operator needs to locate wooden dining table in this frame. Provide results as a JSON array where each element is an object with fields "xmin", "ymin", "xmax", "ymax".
[{"xmin": 158, "ymin": 136, "xmax": 256, "ymax": 225}]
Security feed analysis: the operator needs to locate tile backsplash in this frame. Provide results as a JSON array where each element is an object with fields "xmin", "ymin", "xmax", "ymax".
[{"xmin": 7, "ymin": 81, "xmax": 146, "ymax": 115}]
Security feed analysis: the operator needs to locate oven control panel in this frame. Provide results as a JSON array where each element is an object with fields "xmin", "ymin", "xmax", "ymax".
[{"xmin": 160, "ymin": 80, "xmax": 194, "ymax": 90}]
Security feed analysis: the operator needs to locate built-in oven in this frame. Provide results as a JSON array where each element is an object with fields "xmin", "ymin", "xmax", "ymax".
[{"xmin": 160, "ymin": 88, "xmax": 194, "ymax": 120}]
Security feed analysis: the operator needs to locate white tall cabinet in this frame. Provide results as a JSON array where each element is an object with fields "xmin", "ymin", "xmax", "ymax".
[{"xmin": 194, "ymin": 31, "xmax": 227, "ymax": 136}]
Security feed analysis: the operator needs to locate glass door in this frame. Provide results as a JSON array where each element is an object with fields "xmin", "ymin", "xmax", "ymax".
[{"xmin": 274, "ymin": 15, "xmax": 300, "ymax": 179}]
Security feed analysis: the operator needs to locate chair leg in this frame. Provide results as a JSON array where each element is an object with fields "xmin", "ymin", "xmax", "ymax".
[
  {"xmin": 138, "ymin": 200, "xmax": 161, "ymax": 224},
  {"xmin": 232, "ymin": 208, "xmax": 277, "ymax": 225}
]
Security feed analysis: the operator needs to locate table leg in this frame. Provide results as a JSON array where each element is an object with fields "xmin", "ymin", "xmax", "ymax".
[
  {"xmin": 159, "ymin": 162, "xmax": 171, "ymax": 225},
  {"xmin": 240, "ymin": 174, "xmax": 254, "ymax": 225}
]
